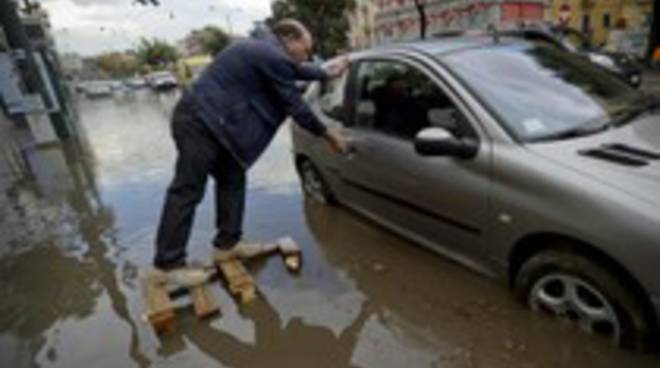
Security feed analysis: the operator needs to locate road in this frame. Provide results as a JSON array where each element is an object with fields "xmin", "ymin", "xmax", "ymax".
[{"xmin": 0, "ymin": 89, "xmax": 658, "ymax": 368}]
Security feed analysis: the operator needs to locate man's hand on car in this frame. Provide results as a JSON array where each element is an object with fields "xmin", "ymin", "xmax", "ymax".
[
  {"xmin": 324, "ymin": 127, "xmax": 348, "ymax": 154},
  {"xmin": 324, "ymin": 56, "xmax": 350, "ymax": 79}
]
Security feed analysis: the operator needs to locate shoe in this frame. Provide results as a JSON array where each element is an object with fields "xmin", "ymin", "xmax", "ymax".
[
  {"xmin": 213, "ymin": 241, "xmax": 279, "ymax": 262},
  {"xmin": 146, "ymin": 266, "xmax": 211, "ymax": 288}
]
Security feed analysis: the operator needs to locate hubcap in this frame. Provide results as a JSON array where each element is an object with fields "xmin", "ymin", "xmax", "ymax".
[
  {"xmin": 529, "ymin": 273, "xmax": 621, "ymax": 343},
  {"xmin": 301, "ymin": 163, "xmax": 326, "ymax": 203}
]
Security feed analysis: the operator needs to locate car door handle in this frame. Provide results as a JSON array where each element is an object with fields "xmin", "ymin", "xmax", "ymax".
[{"xmin": 343, "ymin": 140, "xmax": 358, "ymax": 159}]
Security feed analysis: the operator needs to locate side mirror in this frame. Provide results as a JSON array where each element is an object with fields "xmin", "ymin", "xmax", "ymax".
[{"xmin": 414, "ymin": 127, "xmax": 478, "ymax": 159}]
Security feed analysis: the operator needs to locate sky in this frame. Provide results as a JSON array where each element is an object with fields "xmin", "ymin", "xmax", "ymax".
[{"xmin": 39, "ymin": 0, "xmax": 272, "ymax": 56}]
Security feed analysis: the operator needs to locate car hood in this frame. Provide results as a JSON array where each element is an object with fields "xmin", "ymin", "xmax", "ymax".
[{"xmin": 527, "ymin": 113, "xmax": 660, "ymax": 207}]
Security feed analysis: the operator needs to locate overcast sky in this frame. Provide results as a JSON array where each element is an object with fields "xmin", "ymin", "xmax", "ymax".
[{"xmin": 40, "ymin": 0, "xmax": 272, "ymax": 56}]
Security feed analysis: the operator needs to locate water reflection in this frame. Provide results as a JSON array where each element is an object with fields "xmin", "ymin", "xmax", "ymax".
[
  {"xmin": 165, "ymin": 294, "xmax": 370, "ymax": 368},
  {"xmin": 1, "ymin": 89, "xmax": 658, "ymax": 368},
  {"xmin": 0, "ymin": 132, "xmax": 149, "ymax": 367}
]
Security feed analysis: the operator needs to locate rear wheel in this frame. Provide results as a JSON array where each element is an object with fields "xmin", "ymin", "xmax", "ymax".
[
  {"xmin": 514, "ymin": 249, "xmax": 651, "ymax": 350},
  {"xmin": 298, "ymin": 159, "xmax": 334, "ymax": 204}
]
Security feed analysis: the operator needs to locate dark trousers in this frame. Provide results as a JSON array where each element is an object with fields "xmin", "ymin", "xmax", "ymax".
[{"xmin": 154, "ymin": 100, "xmax": 245, "ymax": 270}]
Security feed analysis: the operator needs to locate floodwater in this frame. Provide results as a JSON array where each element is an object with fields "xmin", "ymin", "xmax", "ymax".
[{"xmin": 0, "ymin": 89, "xmax": 658, "ymax": 367}]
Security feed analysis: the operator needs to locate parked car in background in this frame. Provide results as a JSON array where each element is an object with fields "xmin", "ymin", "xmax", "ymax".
[
  {"xmin": 107, "ymin": 80, "xmax": 125, "ymax": 91},
  {"xmin": 74, "ymin": 81, "xmax": 89, "ymax": 94},
  {"xmin": 145, "ymin": 71, "xmax": 178, "ymax": 91},
  {"xmin": 496, "ymin": 23, "xmax": 643, "ymax": 88},
  {"xmin": 176, "ymin": 55, "xmax": 212, "ymax": 87},
  {"xmin": 124, "ymin": 77, "xmax": 147, "ymax": 89},
  {"xmin": 292, "ymin": 36, "xmax": 660, "ymax": 351},
  {"xmin": 83, "ymin": 81, "xmax": 113, "ymax": 98}
]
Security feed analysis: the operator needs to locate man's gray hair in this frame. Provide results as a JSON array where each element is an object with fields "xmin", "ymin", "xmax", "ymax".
[{"xmin": 272, "ymin": 19, "xmax": 310, "ymax": 41}]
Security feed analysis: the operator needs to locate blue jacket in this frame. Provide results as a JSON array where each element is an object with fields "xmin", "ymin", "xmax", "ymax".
[{"xmin": 182, "ymin": 29, "xmax": 328, "ymax": 168}]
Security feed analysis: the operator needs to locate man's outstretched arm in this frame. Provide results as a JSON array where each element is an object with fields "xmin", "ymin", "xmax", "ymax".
[
  {"xmin": 257, "ymin": 52, "xmax": 347, "ymax": 153},
  {"xmin": 296, "ymin": 57, "xmax": 350, "ymax": 81},
  {"xmin": 296, "ymin": 62, "xmax": 327, "ymax": 81}
]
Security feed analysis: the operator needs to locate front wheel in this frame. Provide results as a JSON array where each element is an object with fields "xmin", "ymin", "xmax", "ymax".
[
  {"xmin": 298, "ymin": 159, "xmax": 334, "ymax": 205},
  {"xmin": 514, "ymin": 249, "xmax": 651, "ymax": 350}
]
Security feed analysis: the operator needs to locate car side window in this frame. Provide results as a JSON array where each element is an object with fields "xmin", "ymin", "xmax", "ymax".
[
  {"xmin": 318, "ymin": 71, "xmax": 349, "ymax": 122},
  {"xmin": 351, "ymin": 59, "xmax": 472, "ymax": 140}
]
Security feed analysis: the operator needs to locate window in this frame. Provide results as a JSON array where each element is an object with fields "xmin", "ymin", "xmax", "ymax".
[
  {"xmin": 581, "ymin": 14, "xmax": 591, "ymax": 33},
  {"xmin": 318, "ymin": 71, "xmax": 348, "ymax": 122},
  {"xmin": 603, "ymin": 13, "xmax": 611, "ymax": 29},
  {"xmin": 350, "ymin": 59, "xmax": 470, "ymax": 140}
]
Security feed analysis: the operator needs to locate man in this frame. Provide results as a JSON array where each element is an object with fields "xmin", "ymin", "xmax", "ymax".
[{"xmin": 150, "ymin": 19, "xmax": 348, "ymax": 286}]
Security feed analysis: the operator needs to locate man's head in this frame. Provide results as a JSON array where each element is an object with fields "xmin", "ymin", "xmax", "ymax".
[{"xmin": 273, "ymin": 19, "xmax": 313, "ymax": 64}]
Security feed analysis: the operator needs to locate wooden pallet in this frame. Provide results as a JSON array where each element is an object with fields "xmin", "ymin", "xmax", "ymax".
[
  {"xmin": 277, "ymin": 237, "xmax": 302, "ymax": 273},
  {"xmin": 141, "ymin": 237, "xmax": 302, "ymax": 331},
  {"xmin": 141, "ymin": 277, "xmax": 176, "ymax": 335},
  {"xmin": 216, "ymin": 259, "xmax": 257, "ymax": 305},
  {"xmin": 142, "ymin": 277, "xmax": 219, "ymax": 334},
  {"xmin": 190, "ymin": 284, "xmax": 220, "ymax": 318}
]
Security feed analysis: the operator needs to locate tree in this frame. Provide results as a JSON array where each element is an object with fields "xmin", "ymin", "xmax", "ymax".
[
  {"xmin": 97, "ymin": 52, "xmax": 140, "ymax": 78},
  {"xmin": 268, "ymin": 0, "xmax": 356, "ymax": 58},
  {"xmin": 136, "ymin": 38, "xmax": 178, "ymax": 69},
  {"xmin": 199, "ymin": 26, "xmax": 231, "ymax": 56}
]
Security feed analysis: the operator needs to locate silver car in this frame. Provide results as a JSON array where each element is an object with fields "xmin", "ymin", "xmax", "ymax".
[{"xmin": 290, "ymin": 36, "xmax": 660, "ymax": 350}]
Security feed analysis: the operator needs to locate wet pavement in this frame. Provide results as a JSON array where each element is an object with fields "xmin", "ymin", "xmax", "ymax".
[{"xmin": 1, "ymin": 90, "xmax": 658, "ymax": 368}]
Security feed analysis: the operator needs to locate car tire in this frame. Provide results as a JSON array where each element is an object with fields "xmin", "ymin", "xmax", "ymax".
[
  {"xmin": 514, "ymin": 249, "xmax": 651, "ymax": 350},
  {"xmin": 298, "ymin": 159, "xmax": 334, "ymax": 205}
]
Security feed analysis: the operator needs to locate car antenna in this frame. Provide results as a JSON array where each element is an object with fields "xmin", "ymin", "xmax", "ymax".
[{"xmin": 486, "ymin": 24, "xmax": 500, "ymax": 43}]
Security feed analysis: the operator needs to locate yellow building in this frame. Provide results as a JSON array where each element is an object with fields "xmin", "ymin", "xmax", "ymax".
[
  {"xmin": 176, "ymin": 55, "xmax": 212, "ymax": 88},
  {"xmin": 548, "ymin": 0, "xmax": 653, "ymax": 47}
]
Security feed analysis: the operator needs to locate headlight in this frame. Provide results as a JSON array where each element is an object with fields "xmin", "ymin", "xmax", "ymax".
[{"xmin": 588, "ymin": 53, "xmax": 616, "ymax": 70}]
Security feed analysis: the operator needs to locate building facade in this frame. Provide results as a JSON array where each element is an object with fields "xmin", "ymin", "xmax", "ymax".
[
  {"xmin": 176, "ymin": 30, "xmax": 205, "ymax": 58},
  {"xmin": 0, "ymin": 1, "xmax": 79, "ymax": 145},
  {"xmin": 372, "ymin": 0, "xmax": 549, "ymax": 44},
  {"xmin": 349, "ymin": 0, "xmax": 380, "ymax": 49},
  {"xmin": 547, "ymin": 0, "xmax": 654, "ymax": 56}
]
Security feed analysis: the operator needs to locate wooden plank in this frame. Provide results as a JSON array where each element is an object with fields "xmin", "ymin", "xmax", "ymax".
[
  {"xmin": 278, "ymin": 237, "xmax": 302, "ymax": 273},
  {"xmin": 216, "ymin": 259, "xmax": 257, "ymax": 305},
  {"xmin": 283, "ymin": 254, "xmax": 301, "ymax": 273},
  {"xmin": 141, "ymin": 277, "xmax": 176, "ymax": 334},
  {"xmin": 190, "ymin": 284, "xmax": 220, "ymax": 319}
]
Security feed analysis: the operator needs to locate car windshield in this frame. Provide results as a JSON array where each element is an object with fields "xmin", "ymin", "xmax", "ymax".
[{"xmin": 442, "ymin": 42, "xmax": 644, "ymax": 142}]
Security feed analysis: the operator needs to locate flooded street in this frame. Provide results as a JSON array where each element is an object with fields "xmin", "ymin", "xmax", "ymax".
[{"xmin": 1, "ymin": 90, "xmax": 658, "ymax": 368}]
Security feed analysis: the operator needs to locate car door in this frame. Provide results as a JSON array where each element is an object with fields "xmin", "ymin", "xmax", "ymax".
[
  {"xmin": 303, "ymin": 68, "xmax": 352, "ymax": 195},
  {"xmin": 337, "ymin": 55, "xmax": 492, "ymax": 258}
]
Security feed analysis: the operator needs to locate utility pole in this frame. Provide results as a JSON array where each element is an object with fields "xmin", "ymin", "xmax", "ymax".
[{"xmin": 413, "ymin": 0, "xmax": 427, "ymax": 40}]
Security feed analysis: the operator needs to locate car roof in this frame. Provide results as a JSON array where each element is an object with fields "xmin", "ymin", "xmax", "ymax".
[{"xmin": 350, "ymin": 35, "xmax": 532, "ymax": 60}]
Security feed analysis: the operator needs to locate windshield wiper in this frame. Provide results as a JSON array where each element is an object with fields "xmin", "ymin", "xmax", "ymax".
[{"xmin": 609, "ymin": 99, "xmax": 660, "ymax": 128}]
